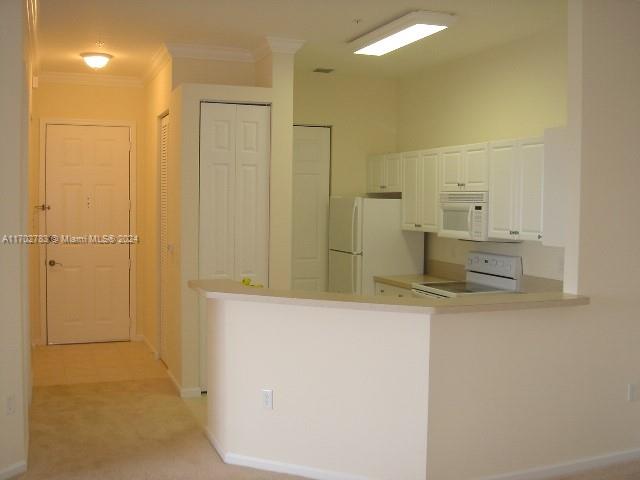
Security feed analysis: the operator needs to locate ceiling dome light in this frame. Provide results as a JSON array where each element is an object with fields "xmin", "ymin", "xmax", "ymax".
[{"xmin": 81, "ymin": 52, "xmax": 113, "ymax": 69}]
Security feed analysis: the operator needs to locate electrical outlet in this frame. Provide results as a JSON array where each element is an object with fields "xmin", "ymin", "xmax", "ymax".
[
  {"xmin": 6, "ymin": 394, "xmax": 16, "ymax": 416},
  {"xmin": 261, "ymin": 389, "xmax": 273, "ymax": 410},
  {"xmin": 628, "ymin": 384, "xmax": 637, "ymax": 402}
]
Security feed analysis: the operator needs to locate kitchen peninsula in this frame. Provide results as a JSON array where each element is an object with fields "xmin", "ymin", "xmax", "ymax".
[{"xmin": 189, "ymin": 279, "xmax": 588, "ymax": 480}]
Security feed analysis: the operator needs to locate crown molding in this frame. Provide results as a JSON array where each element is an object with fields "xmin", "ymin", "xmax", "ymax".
[
  {"xmin": 253, "ymin": 36, "xmax": 306, "ymax": 61},
  {"xmin": 165, "ymin": 42, "xmax": 254, "ymax": 63},
  {"xmin": 145, "ymin": 44, "xmax": 171, "ymax": 82},
  {"xmin": 39, "ymin": 71, "xmax": 144, "ymax": 88}
]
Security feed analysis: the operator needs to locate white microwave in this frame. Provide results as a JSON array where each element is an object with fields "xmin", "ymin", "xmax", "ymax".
[{"xmin": 439, "ymin": 192, "xmax": 489, "ymax": 241}]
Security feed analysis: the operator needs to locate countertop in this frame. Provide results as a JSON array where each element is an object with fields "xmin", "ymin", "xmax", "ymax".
[
  {"xmin": 189, "ymin": 279, "xmax": 589, "ymax": 315},
  {"xmin": 373, "ymin": 274, "xmax": 450, "ymax": 289}
]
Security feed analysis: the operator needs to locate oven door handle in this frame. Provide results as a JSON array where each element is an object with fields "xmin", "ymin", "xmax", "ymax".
[{"xmin": 467, "ymin": 205, "xmax": 473, "ymax": 239}]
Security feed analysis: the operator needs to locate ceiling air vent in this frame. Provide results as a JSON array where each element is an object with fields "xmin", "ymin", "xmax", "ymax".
[{"xmin": 313, "ymin": 67, "xmax": 335, "ymax": 74}]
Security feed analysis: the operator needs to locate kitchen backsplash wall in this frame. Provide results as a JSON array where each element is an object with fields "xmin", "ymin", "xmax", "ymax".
[{"xmin": 426, "ymin": 234, "xmax": 565, "ymax": 281}]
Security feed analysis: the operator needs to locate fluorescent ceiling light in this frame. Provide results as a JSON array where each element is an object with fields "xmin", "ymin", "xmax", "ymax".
[
  {"xmin": 81, "ymin": 52, "xmax": 113, "ymax": 69},
  {"xmin": 351, "ymin": 11, "xmax": 456, "ymax": 56}
]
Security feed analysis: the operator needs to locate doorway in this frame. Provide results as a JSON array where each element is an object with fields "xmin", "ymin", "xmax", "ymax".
[
  {"xmin": 292, "ymin": 125, "xmax": 331, "ymax": 291},
  {"xmin": 40, "ymin": 121, "xmax": 135, "ymax": 344}
]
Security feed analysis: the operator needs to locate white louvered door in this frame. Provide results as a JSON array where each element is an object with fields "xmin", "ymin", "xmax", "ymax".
[{"xmin": 159, "ymin": 115, "xmax": 170, "ymax": 361}]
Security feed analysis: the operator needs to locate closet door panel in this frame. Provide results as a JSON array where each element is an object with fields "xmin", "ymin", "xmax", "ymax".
[
  {"xmin": 235, "ymin": 104, "xmax": 270, "ymax": 285},
  {"xmin": 199, "ymin": 103, "xmax": 236, "ymax": 280}
]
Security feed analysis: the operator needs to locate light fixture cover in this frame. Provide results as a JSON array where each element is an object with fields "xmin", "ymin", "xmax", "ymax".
[
  {"xmin": 81, "ymin": 52, "xmax": 113, "ymax": 69},
  {"xmin": 351, "ymin": 11, "xmax": 456, "ymax": 56}
]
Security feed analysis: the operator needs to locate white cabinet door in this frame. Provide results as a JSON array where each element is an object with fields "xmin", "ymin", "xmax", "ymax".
[
  {"xmin": 517, "ymin": 137, "xmax": 544, "ymax": 241},
  {"xmin": 489, "ymin": 138, "xmax": 544, "ymax": 242},
  {"xmin": 367, "ymin": 155, "xmax": 385, "ymax": 193},
  {"xmin": 440, "ymin": 146, "xmax": 464, "ymax": 191},
  {"xmin": 375, "ymin": 282, "xmax": 411, "ymax": 298},
  {"xmin": 463, "ymin": 143, "xmax": 489, "ymax": 191},
  {"xmin": 384, "ymin": 153, "xmax": 403, "ymax": 193},
  {"xmin": 418, "ymin": 149, "xmax": 439, "ymax": 232},
  {"xmin": 401, "ymin": 151, "xmax": 420, "ymax": 230},
  {"xmin": 234, "ymin": 105, "xmax": 270, "ymax": 285},
  {"xmin": 542, "ymin": 127, "xmax": 568, "ymax": 247},
  {"xmin": 488, "ymin": 140, "xmax": 518, "ymax": 240}
]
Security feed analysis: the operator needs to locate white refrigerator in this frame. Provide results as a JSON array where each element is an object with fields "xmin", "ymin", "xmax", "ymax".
[{"xmin": 328, "ymin": 197, "xmax": 424, "ymax": 296}]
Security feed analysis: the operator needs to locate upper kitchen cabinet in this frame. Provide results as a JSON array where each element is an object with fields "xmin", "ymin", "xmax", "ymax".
[
  {"xmin": 439, "ymin": 143, "xmax": 489, "ymax": 192},
  {"xmin": 402, "ymin": 149, "xmax": 439, "ymax": 232},
  {"xmin": 366, "ymin": 153, "xmax": 402, "ymax": 193},
  {"xmin": 488, "ymin": 137, "xmax": 544, "ymax": 242}
]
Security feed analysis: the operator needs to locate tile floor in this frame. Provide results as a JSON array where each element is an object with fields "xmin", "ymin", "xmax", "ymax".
[{"xmin": 32, "ymin": 341, "xmax": 168, "ymax": 386}]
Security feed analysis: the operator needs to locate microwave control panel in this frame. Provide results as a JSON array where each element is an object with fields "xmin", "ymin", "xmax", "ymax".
[{"xmin": 469, "ymin": 204, "xmax": 488, "ymax": 241}]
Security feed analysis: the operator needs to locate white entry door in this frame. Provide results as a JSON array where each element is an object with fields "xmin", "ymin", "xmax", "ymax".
[
  {"xmin": 292, "ymin": 126, "xmax": 331, "ymax": 291},
  {"xmin": 46, "ymin": 124, "xmax": 131, "ymax": 344}
]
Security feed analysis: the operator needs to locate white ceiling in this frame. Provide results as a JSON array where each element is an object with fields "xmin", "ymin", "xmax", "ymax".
[{"xmin": 37, "ymin": 0, "xmax": 566, "ymax": 79}]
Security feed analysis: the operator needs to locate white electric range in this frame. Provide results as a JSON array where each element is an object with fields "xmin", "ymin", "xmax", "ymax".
[{"xmin": 412, "ymin": 252, "xmax": 523, "ymax": 299}]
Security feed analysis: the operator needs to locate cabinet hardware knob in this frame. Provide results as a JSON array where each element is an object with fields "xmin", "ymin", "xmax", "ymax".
[
  {"xmin": 415, "ymin": 224, "xmax": 422, "ymax": 228},
  {"xmin": 537, "ymin": 234, "xmax": 542, "ymax": 239},
  {"xmin": 380, "ymin": 185, "xmax": 386, "ymax": 189},
  {"xmin": 36, "ymin": 204, "xmax": 51, "ymax": 211},
  {"xmin": 48, "ymin": 260, "xmax": 63, "ymax": 267}
]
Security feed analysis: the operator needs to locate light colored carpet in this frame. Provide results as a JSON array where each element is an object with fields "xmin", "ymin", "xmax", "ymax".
[
  {"xmin": 21, "ymin": 379, "xmax": 640, "ymax": 480},
  {"xmin": 19, "ymin": 378, "xmax": 303, "ymax": 480}
]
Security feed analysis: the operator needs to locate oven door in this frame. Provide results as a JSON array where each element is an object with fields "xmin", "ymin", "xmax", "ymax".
[{"xmin": 439, "ymin": 202, "xmax": 472, "ymax": 240}]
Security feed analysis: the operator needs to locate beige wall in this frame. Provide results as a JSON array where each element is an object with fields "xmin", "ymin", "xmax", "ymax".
[
  {"xmin": 172, "ymin": 57, "xmax": 255, "ymax": 88},
  {"xmin": 293, "ymin": 71, "xmax": 398, "ymax": 196},
  {"xmin": 28, "ymin": 81, "xmax": 147, "ymax": 344},
  {"xmin": 395, "ymin": 24, "xmax": 568, "ymax": 280},
  {"xmin": 396, "ymin": 25, "xmax": 567, "ymax": 151},
  {"xmin": 139, "ymin": 59, "xmax": 172, "ymax": 354},
  {"xmin": 206, "ymin": 298, "xmax": 429, "ymax": 479},
  {"xmin": 428, "ymin": 1, "xmax": 640, "ymax": 478},
  {"xmin": 0, "ymin": 0, "xmax": 29, "ymax": 475}
]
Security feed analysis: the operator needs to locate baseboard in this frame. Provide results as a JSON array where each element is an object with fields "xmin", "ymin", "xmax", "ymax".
[
  {"xmin": 132, "ymin": 334, "xmax": 160, "ymax": 360},
  {"xmin": 166, "ymin": 369, "xmax": 202, "ymax": 399},
  {"xmin": 204, "ymin": 428, "xmax": 369, "ymax": 480},
  {"xmin": 479, "ymin": 447, "xmax": 640, "ymax": 480},
  {"xmin": 204, "ymin": 428, "xmax": 226, "ymax": 461},
  {"xmin": 0, "ymin": 461, "xmax": 27, "ymax": 480}
]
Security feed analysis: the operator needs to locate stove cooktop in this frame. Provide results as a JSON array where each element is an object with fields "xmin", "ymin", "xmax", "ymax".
[{"xmin": 412, "ymin": 281, "xmax": 512, "ymax": 297}]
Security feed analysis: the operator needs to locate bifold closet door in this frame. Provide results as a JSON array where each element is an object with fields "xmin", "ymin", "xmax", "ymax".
[
  {"xmin": 199, "ymin": 102, "xmax": 270, "ymax": 286},
  {"xmin": 234, "ymin": 104, "xmax": 270, "ymax": 285}
]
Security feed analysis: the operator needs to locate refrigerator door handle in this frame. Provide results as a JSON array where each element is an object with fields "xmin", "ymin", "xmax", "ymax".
[
  {"xmin": 352, "ymin": 254, "xmax": 359, "ymax": 294},
  {"xmin": 351, "ymin": 202, "xmax": 359, "ymax": 253}
]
